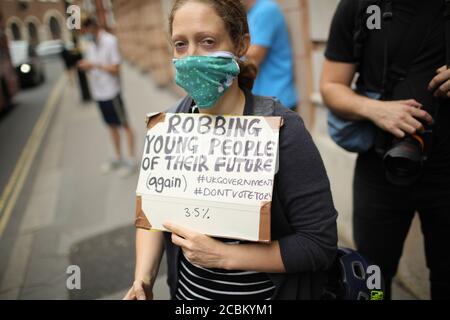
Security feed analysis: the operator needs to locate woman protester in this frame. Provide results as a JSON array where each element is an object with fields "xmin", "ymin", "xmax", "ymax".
[{"xmin": 124, "ymin": 0, "xmax": 337, "ymax": 300}]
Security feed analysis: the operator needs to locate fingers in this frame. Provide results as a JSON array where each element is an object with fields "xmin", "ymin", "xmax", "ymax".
[
  {"xmin": 429, "ymin": 67, "xmax": 450, "ymax": 91},
  {"xmin": 123, "ymin": 288, "xmax": 136, "ymax": 300},
  {"xmin": 437, "ymin": 65, "xmax": 447, "ymax": 73},
  {"xmin": 396, "ymin": 106, "xmax": 432, "ymax": 136},
  {"xmin": 385, "ymin": 102, "xmax": 433, "ymax": 138},
  {"xmin": 163, "ymin": 222, "xmax": 195, "ymax": 239},
  {"xmin": 409, "ymin": 107, "xmax": 433, "ymax": 124},
  {"xmin": 133, "ymin": 281, "xmax": 146, "ymax": 300},
  {"xmin": 401, "ymin": 99, "xmax": 422, "ymax": 108},
  {"xmin": 391, "ymin": 128, "xmax": 406, "ymax": 139},
  {"xmin": 171, "ymin": 233, "xmax": 190, "ymax": 249},
  {"xmin": 404, "ymin": 116, "xmax": 425, "ymax": 133},
  {"xmin": 398, "ymin": 122, "xmax": 417, "ymax": 135},
  {"xmin": 435, "ymin": 79, "xmax": 450, "ymax": 98},
  {"xmin": 123, "ymin": 282, "xmax": 153, "ymax": 300}
]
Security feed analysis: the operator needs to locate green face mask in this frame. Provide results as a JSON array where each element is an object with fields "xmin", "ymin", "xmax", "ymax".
[{"xmin": 173, "ymin": 52, "xmax": 240, "ymax": 109}]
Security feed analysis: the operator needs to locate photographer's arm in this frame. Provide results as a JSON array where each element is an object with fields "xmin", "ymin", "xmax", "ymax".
[
  {"xmin": 123, "ymin": 229, "xmax": 164, "ymax": 300},
  {"xmin": 320, "ymin": 59, "xmax": 433, "ymax": 138},
  {"xmin": 320, "ymin": 59, "xmax": 376, "ymax": 120}
]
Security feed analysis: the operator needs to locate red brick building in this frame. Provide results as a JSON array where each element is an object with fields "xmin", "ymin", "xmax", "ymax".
[
  {"xmin": 111, "ymin": 0, "xmax": 314, "ymax": 101},
  {"xmin": 113, "ymin": 0, "xmax": 172, "ymax": 87},
  {"xmin": 71, "ymin": 0, "xmax": 115, "ymax": 30},
  {"xmin": 1, "ymin": 0, "xmax": 72, "ymax": 44}
]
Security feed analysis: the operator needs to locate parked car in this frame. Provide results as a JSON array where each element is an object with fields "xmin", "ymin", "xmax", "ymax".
[{"xmin": 9, "ymin": 41, "xmax": 45, "ymax": 88}]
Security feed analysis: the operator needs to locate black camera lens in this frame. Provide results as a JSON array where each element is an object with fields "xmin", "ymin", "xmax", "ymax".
[{"xmin": 383, "ymin": 135, "xmax": 424, "ymax": 186}]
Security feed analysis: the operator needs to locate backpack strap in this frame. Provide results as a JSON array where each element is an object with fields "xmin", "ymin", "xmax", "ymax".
[
  {"xmin": 445, "ymin": 0, "xmax": 450, "ymax": 67},
  {"xmin": 353, "ymin": 0, "xmax": 435, "ymax": 98},
  {"xmin": 382, "ymin": 0, "xmax": 437, "ymax": 99},
  {"xmin": 164, "ymin": 96, "xmax": 193, "ymax": 113},
  {"xmin": 252, "ymin": 95, "xmax": 278, "ymax": 116},
  {"xmin": 165, "ymin": 100, "xmax": 181, "ymax": 113},
  {"xmin": 353, "ymin": 0, "xmax": 381, "ymax": 62},
  {"xmin": 379, "ymin": 0, "xmax": 392, "ymax": 98}
]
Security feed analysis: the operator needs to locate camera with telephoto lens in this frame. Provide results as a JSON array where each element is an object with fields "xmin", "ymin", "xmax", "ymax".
[{"xmin": 380, "ymin": 115, "xmax": 434, "ymax": 187}]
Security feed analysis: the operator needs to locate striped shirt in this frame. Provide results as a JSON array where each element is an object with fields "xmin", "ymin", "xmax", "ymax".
[
  {"xmin": 175, "ymin": 105, "xmax": 276, "ymax": 300},
  {"xmin": 174, "ymin": 239, "xmax": 276, "ymax": 300}
]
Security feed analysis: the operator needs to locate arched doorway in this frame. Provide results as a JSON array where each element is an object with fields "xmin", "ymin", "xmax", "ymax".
[
  {"xmin": 27, "ymin": 22, "xmax": 39, "ymax": 44},
  {"xmin": 11, "ymin": 22, "xmax": 22, "ymax": 40},
  {"xmin": 49, "ymin": 16, "xmax": 61, "ymax": 39}
]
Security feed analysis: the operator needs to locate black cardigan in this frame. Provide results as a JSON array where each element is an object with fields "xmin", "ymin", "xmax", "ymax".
[{"xmin": 162, "ymin": 89, "xmax": 338, "ymax": 299}]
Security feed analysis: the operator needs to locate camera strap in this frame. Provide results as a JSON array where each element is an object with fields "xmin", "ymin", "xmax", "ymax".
[
  {"xmin": 379, "ymin": 0, "xmax": 392, "ymax": 99},
  {"xmin": 380, "ymin": 0, "xmax": 437, "ymax": 99},
  {"xmin": 353, "ymin": 0, "xmax": 380, "ymax": 62},
  {"xmin": 445, "ymin": 0, "xmax": 450, "ymax": 68},
  {"xmin": 372, "ymin": 1, "xmax": 440, "ymax": 156}
]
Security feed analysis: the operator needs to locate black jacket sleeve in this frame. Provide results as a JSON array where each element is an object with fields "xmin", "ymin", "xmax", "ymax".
[{"xmin": 275, "ymin": 109, "xmax": 338, "ymax": 273}]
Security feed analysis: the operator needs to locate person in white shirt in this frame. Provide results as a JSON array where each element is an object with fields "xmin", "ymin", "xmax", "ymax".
[{"xmin": 78, "ymin": 17, "xmax": 136, "ymax": 177}]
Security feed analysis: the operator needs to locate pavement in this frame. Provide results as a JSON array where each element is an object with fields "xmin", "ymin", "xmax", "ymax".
[
  {"xmin": 0, "ymin": 60, "xmax": 418, "ymax": 300},
  {"xmin": 0, "ymin": 61, "xmax": 176, "ymax": 299},
  {"xmin": 0, "ymin": 57, "xmax": 65, "ymax": 289}
]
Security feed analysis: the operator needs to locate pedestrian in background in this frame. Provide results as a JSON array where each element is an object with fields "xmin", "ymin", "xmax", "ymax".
[
  {"xmin": 60, "ymin": 42, "xmax": 77, "ymax": 86},
  {"xmin": 78, "ymin": 17, "xmax": 137, "ymax": 177},
  {"xmin": 244, "ymin": 0, "xmax": 299, "ymax": 110},
  {"xmin": 72, "ymin": 35, "xmax": 92, "ymax": 103}
]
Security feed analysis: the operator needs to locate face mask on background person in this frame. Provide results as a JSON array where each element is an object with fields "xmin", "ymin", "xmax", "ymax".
[{"xmin": 173, "ymin": 51, "xmax": 241, "ymax": 109}]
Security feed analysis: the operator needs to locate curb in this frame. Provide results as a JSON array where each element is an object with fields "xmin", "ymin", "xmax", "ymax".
[{"xmin": 0, "ymin": 76, "xmax": 66, "ymax": 237}]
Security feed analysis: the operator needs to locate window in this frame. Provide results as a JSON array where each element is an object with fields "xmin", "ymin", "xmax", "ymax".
[
  {"xmin": 27, "ymin": 22, "xmax": 39, "ymax": 44},
  {"xmin": 11, "ymin": 22, "xmax": 22, "ymax": 40},
  {"xmin": 49, "ymin": 16, "xmax": 61, "ymax": 39}
]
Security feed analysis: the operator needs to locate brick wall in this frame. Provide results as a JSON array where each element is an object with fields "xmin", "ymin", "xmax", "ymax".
[
  {"xmin": 277, "ymin": 0, "xmax": 313, "ymax": 127},
  {"xmin": 112, "ymin": 0, "xmax": 318, "ymax": 102},
  {"xmin": 113, "ymin": 0, "xmax": 173, "ymax": 87}
]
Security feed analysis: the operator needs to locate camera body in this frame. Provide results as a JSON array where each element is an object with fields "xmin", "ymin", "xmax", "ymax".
[
  {"xmin": 379, "ymin": 124, "xmax": 433, "ymax": 186},
  {"xmin": 374, "ymin": 77, "xmax": 439, "ymax": 186}
]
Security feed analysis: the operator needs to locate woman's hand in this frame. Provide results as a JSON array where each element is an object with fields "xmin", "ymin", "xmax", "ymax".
[
  {"xmin": 163, "ymin": 222, "xmax": 227, "ymax": 269},
  {"xmin": 367, "ymin": 99, "xmax": 433, "ymax": 138},
  {"xmin": 429, "ymin": 65, "xmax": 450, "ymax": 98},
  {"xmin": 123, "ymin": 280, "xmax": 154, "ymax": 300}
]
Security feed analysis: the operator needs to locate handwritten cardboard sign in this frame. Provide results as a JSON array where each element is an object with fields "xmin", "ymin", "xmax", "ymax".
[{"xmin": 135, "ymin": 112, "xmax": 282, "ymax": 242}]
